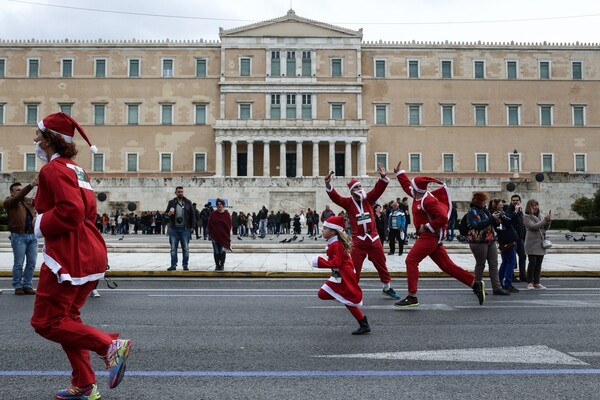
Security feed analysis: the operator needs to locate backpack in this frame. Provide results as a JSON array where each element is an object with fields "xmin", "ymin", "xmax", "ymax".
[{"xmin": 458, "ymin": 212, "xmax": 470, "ymax": 236}]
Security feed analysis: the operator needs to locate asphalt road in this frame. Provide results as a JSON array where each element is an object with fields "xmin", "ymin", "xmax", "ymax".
[{"xmin": 2, "ymin": 277, "xmax": 600, "ymax": 399}]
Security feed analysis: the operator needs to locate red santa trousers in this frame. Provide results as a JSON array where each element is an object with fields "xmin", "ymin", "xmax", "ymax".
[
  {"xmin": 31, "ymin": 265, "xmax": 118, "ymax": 387},
  {"xmin": 351, "ymin": 237, "xmax": 391, "ymax": 283},
  {"xmin": 406, "ymin": 234, "xmax": 475, "ymax": 294}
]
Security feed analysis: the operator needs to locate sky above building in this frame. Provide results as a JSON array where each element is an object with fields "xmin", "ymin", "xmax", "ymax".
[{"xmin": 1, "ymin": 0, "xmax": 599, "ymax": 44}]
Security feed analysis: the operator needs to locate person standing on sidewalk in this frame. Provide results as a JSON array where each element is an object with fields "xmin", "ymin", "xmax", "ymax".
[
  {"xmin": 523, "ymin": 199, "xmax": 552, "ymax": 290},
  {"xmin": 29, "ymin": 112, "xmax": 131, "ymax": 399},
  {"xmin": 394, "ymin": 161, "xmax": 485, "ymax": 308},
  {"xmin": 465, "ymin": 192, "xmax": 509, "ymax": 297},
  {"xmin": 208, "ymin": 198, "xmax": 232, "ymax": 271},
  {"xmin": 165, "ymin": 186, "xmax": 196, "ymax": 271},
  {"xmin": 387, "ymin": 201, "xmax": 406, "ymax": 256},
  {"xmin": 5, "ymin": 179, "xmax": 38, "ymax": 295},
  {"xmin": 324, "ymin": 163, "xmax": 400, "ymax": 300},
  {"xmin": 507, "ymin": 194, "xmax": 527, "ymax": 282},
  {"xmin": 312, "ymin": 215, "xmax": 369, "ymax": 335}
]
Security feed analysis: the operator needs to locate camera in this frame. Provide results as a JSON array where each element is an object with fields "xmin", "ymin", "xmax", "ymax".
[{"xmin": 176, "ymin": 217, "xmax": 183, "ymax": 224}]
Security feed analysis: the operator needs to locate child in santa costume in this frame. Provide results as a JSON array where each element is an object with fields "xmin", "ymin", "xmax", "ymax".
[
  {"xmin": 312, "ymin": 216, "xmax": 370, "ymax": 335},
  {"xmin": 393, "ymin": 161, "xmax": 485, "ymax": 308},
  {"xmin": 324, "ymin": 163, "xmax": 400, "ymax": 300},
  {"xmin": 30, "ymin": 112, "xmax": 132, "ymax": 399}
]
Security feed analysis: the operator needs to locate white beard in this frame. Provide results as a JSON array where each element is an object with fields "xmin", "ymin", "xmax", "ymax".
[
  {"xmin": 35, "ymin": 142, "xmax": 48, "ymax": 163},
  {"xmin": 355, "ymin": 189, "xmax": 367, "ymax": 200}
]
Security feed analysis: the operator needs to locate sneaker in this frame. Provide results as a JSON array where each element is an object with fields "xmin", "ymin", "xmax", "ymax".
[
  {"xmin": 183, "ymin": 267, "xmax": 189, "ymax": 271},
  {"xmin": 506, "ymin": 286, "xmax": 520, "ymax": 293},
  {"xmin": 166, "ymin": 266, "xmax": 176, "ymax": 271},
  {"xmin": 56, "ymin": 383, "xmax": 101, "ymax": 400},
  {"xmin": 394, "ymin": 295, "xmax": 419, "ymax": 308},
  {"xmin": 472, "ymin": 281, "xmax": 486, "ymax": 305},
  {"xmin": 493, "ymin": 289, "xmax": 510, "ymax": 296},
  {"xmin": 527, "ymin": 283, "xmax": 535, "ymax": 290},
  {"xmin": 91, "ymin": 289, "xmax": 101, "ymax": 298},
  {"xmin": 533, "ymin": 284, "xmax": 546, "ymax": 290},
  {"xmin": 382, "ymin": 287, "xmax": 400, "ymax": 300},
  {"xmin": 103, "ymin": 339, "xmax": 132, "ymax": 389}
]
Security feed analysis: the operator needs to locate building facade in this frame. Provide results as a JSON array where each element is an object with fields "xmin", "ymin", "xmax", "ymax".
[{"xmin": 1, "ymin": 10, "xmax": 599, "ymax": 216}]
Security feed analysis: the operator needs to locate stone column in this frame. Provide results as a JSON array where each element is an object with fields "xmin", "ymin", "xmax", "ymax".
[
  {"xmin": 358, "ymin": 140, "xmax": 367, "ymax": 177},
  {"xmin": 296, "ymin": 141, "xmax": 303, "ymax": 177},
  {"xmin": 215, "ymin": 140, "xmax": 223, "ymax": 177},
  {"xmin": 328, "ymin": 141, "xmax": 335, "ymax": 175},
  {"xmin": 280, "ymin": 141, "xmax": 286, "ymax": 177},
  {"xmin": 345, "ymin": 141, "xmax": 352, "ymax": 177},
  {"xmin": 231, "ymin": 140, "xmax": 238, "ymax": 177},
  {"xmin": 312, "ymin": 140, "xmax": 319, "ymax": 177},
  {"xmin": 263, "ymin": 141, "xmax": 270, "ymax": 176},
  {"xmin": 247, "ymin": 140, "xmax": 254, "ymax": 177}
]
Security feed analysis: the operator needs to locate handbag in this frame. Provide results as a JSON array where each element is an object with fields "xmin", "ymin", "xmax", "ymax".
[
  {"xmin": 499, "ymin": 242, "xmax": 515, "ymax": 253},
  {"xmin": 542, "ymin": 238, "xmax": 553, "ymax": 249}
]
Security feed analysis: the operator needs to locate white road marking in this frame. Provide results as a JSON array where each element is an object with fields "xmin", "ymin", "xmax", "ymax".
[
  {"xmin": 317, "ymin": 345, "xmax": 588, "ymax": 365},
  {"xmin": 569, "ymin": 352, "xmax": 600, "ymax": 357}
]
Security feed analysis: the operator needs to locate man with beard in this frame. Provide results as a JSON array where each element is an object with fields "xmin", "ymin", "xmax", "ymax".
[{"xmin": 324, "ymin": 163, "xmax": 400, "ymax": 300}]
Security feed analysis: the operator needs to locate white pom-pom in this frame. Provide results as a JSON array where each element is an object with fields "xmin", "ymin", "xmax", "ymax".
[{"xmin": 90, "ymin": 145, "xmax": 98, "ymax": 153}]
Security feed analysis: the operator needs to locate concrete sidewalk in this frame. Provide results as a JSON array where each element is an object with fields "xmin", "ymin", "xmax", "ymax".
[{"xmin": 1, "ymin": 231, "xmax": 599, "ymax": 278}]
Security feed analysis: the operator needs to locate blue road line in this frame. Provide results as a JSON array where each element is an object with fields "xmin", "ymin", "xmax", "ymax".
[{"xmin": 2, "ymin": 369, "xmax": 600, "ymax": 377}]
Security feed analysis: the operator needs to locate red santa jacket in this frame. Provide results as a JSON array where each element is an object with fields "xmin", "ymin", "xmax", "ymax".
[
  {"xmin": 312, "ymin": 236, "xmax": 362, "ymax": 306},
  {"xmin": 326, "ymin": 177, "xmax": 388, "ymax": 242},
  {"xmin": 34, "ymin": 156, "xmax": 107, "ymax": 285},
  {"xmin": 396, "ymin": 170, "xmax": 450, "ymax": 242}
]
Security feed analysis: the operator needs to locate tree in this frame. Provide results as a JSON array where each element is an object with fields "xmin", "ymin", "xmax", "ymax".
[{"xmin": 571, "ymin": 188, "xmax": 600, "ymax": 220}]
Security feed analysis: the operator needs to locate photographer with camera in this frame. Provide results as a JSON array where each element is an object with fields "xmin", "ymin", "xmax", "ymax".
[
  {"xmin": 465, "ymin": 191, "xmax": 509, "ymax": 296},
  {"xmin": 165, "ymin": 186, "xmax": 196, "ymax": 271},
  {"xmin": 490, "ymin": 199, "xmax": 520, "ymax": 293}
]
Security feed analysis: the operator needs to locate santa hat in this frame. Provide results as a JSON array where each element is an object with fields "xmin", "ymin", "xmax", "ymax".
[
  {"xmin": 411, "ymin": 176, "xmax": 444, "ymax": 194},
  {"xmin": 347, "ymin": 179, "xmax": 362, "ymax": 191},
  {"xmin": 323, "ymin": 215, "xmax": 345, "ymax": 232},
  {"xmin": 37, "ymin": 112, "xmax": 97, "ymax": 153}
]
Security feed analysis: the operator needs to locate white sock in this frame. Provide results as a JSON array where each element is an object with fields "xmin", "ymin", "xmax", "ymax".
[{"xmin": 383, "ymin": 283, "xmax": 391, "ymax": 291}]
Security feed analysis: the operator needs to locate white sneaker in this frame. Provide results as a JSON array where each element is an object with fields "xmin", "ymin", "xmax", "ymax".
[
  {"xmin": 91, "ymin": 289, "xmax": 101, "ymax": 297},
  {"xmin": 533, "ymin": 284, "xmax": 546, "ymax": 290},
  {"xmin": 527, "ymin": 283, "xmax": 534, "ymax": 290}
]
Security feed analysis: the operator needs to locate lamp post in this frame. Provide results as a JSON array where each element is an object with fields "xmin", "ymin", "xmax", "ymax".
[{"xmin": 512, "ymin": 149, "xmax": 519, "ymax": 179}]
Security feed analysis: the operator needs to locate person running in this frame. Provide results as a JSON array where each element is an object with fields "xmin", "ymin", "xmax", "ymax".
[
  {"xmin": 29, "ymin": 112, "xmax": 132, "ymax": 399},
  {"xmin": 324, "ymin": 164, "xmax": 400, "ymax": 300},
  {"xmin": 393, "ymin": 161, "xmax": 485, "ymax": 308},
  {"xmin": 312, "ymin": 215, "xmax": 369, "ymax": 335}
]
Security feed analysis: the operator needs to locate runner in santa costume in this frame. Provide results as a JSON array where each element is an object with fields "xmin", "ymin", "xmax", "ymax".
[
  {"xmin": 312, "ymin": 215, "xmax": 370, "ymax": 335},
  {"xmin": 324, "ymin": 163, "xmax": 400, "ymax": 300},
  {"xmin": 30, "ymin": 112, "xmax": 131, "ymax": 399},
  {"xmin": 393, "ymin": 161, "xmax": 485, "ymax": 308}
]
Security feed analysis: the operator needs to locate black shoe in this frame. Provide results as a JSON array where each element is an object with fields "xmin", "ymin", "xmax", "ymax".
[
  {"xmin": 387, "ymin": 252, "xmax": 394, "ymax": 255},
  {"xmin": 352, "ymin": 316, "xmax": 371, "ymax": 335},
  {"xmin": 183, "ymin": 267, "xmax": 189, "ymax": 271},
  {"xmin": 167, "ymin": 266, "xmax": 176, "ymax": 271},
  {"xmin": 472, "ymin": 281, "xmax": 486, "ymax": 305},
  {"xmin": 493, "ymin": 289, "xmax": 510, "ymax": 296},
  {"xmin": 394, "ymin": 295, "xmax": 419, "ymax": 308},
  {"xmin": 505, "ymin": 286, "xmax": 520, "ymax": 293},
  {"xmin": 215, "ymin": 266, "xmax": 224, "ymax": 271}
]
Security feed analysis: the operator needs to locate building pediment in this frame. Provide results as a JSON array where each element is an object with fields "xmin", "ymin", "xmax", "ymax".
[{"xmin": 220, "ymin": 9, "xmax": 362, "ymax": 39}]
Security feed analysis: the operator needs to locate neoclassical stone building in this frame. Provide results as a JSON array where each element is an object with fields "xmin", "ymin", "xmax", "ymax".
[{"xmin": 1, "ymin": 10, "xmax": 599, "ymax": 216}]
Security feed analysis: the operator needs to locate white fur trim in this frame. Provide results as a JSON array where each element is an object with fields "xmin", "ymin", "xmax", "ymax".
[
  {"xmin": 323, "ymin": 221, "xmax": 343, "ymax": 232},
  {"xmin": 89, "ymin": 145, "xmax": 98, "ymax": 153},
  {"xmin": 311, "ymin": 256, "xmax": 319, "ymax": 268},
  {"xmin": 321, "ymin": 284, "xmax": 363, "ymax": 307},
  {"xmin": 34, "ymin": 213, "xmax": 43, "ymax": 238},
  {"xmin": 395, "ymin": 169, "xmax": 406, "ymax": 176},
  {"xmin": 411, "ymin": 178, "xmax": 427, "ymax": 193},
  {"xmin": 348, "ymin": 180, "xmax": 362, "ymax": 191}
]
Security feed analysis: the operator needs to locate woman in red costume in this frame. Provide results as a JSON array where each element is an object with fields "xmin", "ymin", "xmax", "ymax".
[{"xmin": 30, "ymin": 113, "xmax": 131, "ymax": 400}]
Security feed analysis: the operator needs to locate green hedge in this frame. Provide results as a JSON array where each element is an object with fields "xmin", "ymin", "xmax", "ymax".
[
  {"xmin": 0, "ymin": 224, "xmax": 8, "ymax": 231},
  {"xmin": 548, "ymin": 219, "xmax": 600, "ymax": 232}
]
